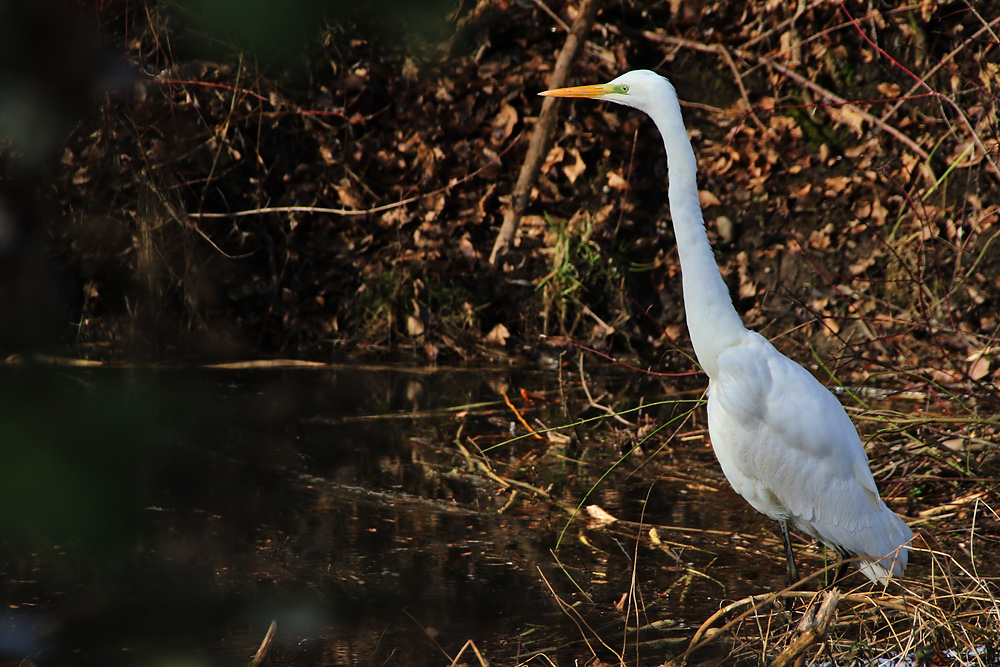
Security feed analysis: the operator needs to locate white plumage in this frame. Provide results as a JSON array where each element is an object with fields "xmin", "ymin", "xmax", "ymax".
[{"xmin": 542, "ymin": 70, "xmax": 912, "ymax": 584}]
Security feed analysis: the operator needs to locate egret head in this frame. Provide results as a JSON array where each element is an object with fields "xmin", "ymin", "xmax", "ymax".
[{"xmin": 539, "ymin": 69, "xmax": 673, "ymax": 115}]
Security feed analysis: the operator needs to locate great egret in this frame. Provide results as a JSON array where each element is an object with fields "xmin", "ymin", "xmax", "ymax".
[{"xmin": 541, "ymin": 70, "xmax": 912, "ymax": 585}]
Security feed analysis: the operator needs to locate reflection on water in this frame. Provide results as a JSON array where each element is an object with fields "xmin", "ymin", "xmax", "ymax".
[{"xmin": 0, "ymin": 361, "xmax": 797, "ymax": 666}]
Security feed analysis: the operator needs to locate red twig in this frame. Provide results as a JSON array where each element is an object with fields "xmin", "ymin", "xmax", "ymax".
[
  {"xmin": 838, "ymin": 2, "xmax": 1000, "ymax": 182},
  {"xmin": 540, "ymin": 335, "xmax": 699, "ymax": 379},
  {"xmin": 154, "ymin": 77, "xmax": 270, "ymax": 103}
]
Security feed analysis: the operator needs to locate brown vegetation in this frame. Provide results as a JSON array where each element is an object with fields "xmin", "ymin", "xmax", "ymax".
[
  {"xmin": 1, "ymin": 0, "xmax": 998, "ymax": 664},
  {"xmin": 0, "ymin": 0, "xmax": 995, "ymax": 377}
]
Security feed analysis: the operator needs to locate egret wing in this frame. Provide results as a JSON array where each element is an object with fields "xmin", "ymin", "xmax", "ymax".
[{"xmin": 709, "ymin": 334, "xmax": 908, "ymax": 572}]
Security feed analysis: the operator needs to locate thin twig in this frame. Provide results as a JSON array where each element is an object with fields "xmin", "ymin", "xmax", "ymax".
[
  {"xmin": 250, "ymin": 620, "xmax": 277, "ymax": 667},
  {"xmin": 643, "ymin": 32, "xmax": 932, "ymax": 164},
  {"xmin": 640, "ymin": 33, "xmax": 770, "ymax": 134},
  {"xmin": 499, "ymin": 385, "xmax": 547, "ymax": 440},
  {"xmin": 753, "ymin": 56, "xmax": 931, "ymax": 163},
  {"xmin": 770, "ymin": 589, "xmax": 840, "ymax": 667},
  {"xmin": 188, "ymin": 130, "xmax": 522, "ymax": 219},
  {"xmin": 838, "ymin": 2, "xmax": 1000, "ymax": 182},
  {"xmin": 528, "ymin": 0, "xmax": 570, "ymax": 33},
  {"xmin": 878, "ymin": 10, "xmax": 1000, "ymax": 126},
  {"xmin": 577, "ymin": 355, "xmax": 633, "ymax": 426},
  {"xmin": 489, "ymin": 0, "xmax": 604, "ymax": 263}
]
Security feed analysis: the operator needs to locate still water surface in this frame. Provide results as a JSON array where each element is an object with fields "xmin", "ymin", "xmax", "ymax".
[{"xmin": 0, "ymin": 361, "xmax": 804, "ymax": 666}]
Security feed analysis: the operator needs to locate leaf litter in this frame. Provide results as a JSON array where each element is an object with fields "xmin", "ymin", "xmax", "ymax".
[{"xmin": 2, "ymin": 0, "xmax": 999, "ymax": 664}]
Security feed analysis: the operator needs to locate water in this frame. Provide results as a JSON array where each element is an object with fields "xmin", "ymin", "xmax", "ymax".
[{"xmin": 0, "ymin": 361, "xmax": 854, "ymax": 666}]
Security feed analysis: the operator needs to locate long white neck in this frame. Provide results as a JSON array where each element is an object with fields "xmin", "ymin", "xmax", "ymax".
[{"xmin": 646, "ymin": 81, "xmax": 748, "ymax": 379}]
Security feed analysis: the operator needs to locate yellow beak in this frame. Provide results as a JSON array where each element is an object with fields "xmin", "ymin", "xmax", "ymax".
[{"xmin": 539, "ymin": 83, "xmax": 611, "ymax": 98}]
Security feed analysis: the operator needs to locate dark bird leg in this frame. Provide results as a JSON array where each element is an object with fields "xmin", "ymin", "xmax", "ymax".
[
  {"xmin": 830, "ymin": 549, "xmax": 851, "ymax": 585},
  {"xmin": 780, "ymin": 519, "xmax": 800, "ymax": 589},
  {"xmin": 780, "ymin": 520, "xmax": 801, "ymax": 612}
]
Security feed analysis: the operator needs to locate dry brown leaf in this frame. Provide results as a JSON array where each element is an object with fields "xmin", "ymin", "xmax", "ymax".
[
  {"xmin": 319, "ymin": 143, "xmax": 336, "ymax": 166},
  {"xmin": 401, "ymin": 57, "xmax": 419, "ymax": 82},
  {"xmin": 541, "ymin": 144, "xmax": 564, "ymax": 175},
  {"xmin": 606, "ymin": 170, "xmax": 627, "ymax": 190},
  {"xmin": 585, "ymin": 505, "xmax": 618, "ymax": 525},
  {"xmin": 790, "ymin": 183, "xmax": 811, "ymax": 198},
  {"xmin": 423, "ymin": 192, "xmax": 446, "ymax": 222},
  {"xmin": 823, "ymin": 176, "xmax": 853, "ymax": 195},
  {"xmin": 662, "ymin": 324, "xmax": 685, "ymax": 341},
  {"xmin": 710, "ymin": 154, "xmax": 733, "ymax": 176},
  {"xmin": 844, "ymin": 142, "xmax": 870, "ymax": 158},
  {"xmin": 456, "ymin": 236, "xmax": 478, "ymax": 265},
  {"xmin": 849, "ymin": 255, "xmax": 876, "ymax": 275},
  {"xmin": 926, "ymin": 368, "xmax": 964, "ymax": 385},
  {"xmin": 407, "ymin": 315, "xmax": 424, "ymax": 336},
  {"xmin": 736, "ymin": 251, "xmax": 757, "ymax": 298},
  {"xmin": 966, "ymin": 348, "xmax": 995, "ymax": 381},
  {"xmin": 699, "ymin": 190, "xmax": 721, "ymax": 207},
  {"xmin": 974, "ymin": 204, "xmax": 998, "ymax": 232},
  {"xmin": 827, "ymin": 106, "xmax": 866, "ymax": 136},
  {"xmin": 474, "ymin": 182, "xmax": 497, "ymax": 224},
  {"xmin": 870, "ymin": 196, "xmax": 889, "ymax": 226},
  {"xmin": 715, "ymin": 215, "xmax": 734, "ymax": 243},
  {"xmin": 332, "ymin": 178, "xmax": 364, "ymax": 210},
  {"xmin": 900, "ymin": 152, "xmax": 924, "ymax": 181},
  {"xmin": 942, "ymin": 438, "xmax": 966, "ymax": 452},
  {"xmin": 379, "ymin": 207, "xmax": 409, "ymax": 228},
  {"xmin": 969, "ymin": 356, "xmax": 990, "ymax": 381},
  {"xmin": 877, "ymin": 82, "xmax": 901, "ymax": 97},
  {"xmin": 563, "ymin": 146, "xmax": 585, "ymax": 184},
  {"xmin": 810, "ymin": 297, "xmax": 831, "ymax": 313},
  {"xmin": 966, "ymin": 286, "xmax": 986, "ymax": 305},
  {"xmin": 485, "ymin": 323, "xmax": 509, "ymax": 346},
  {"xmin": 491, "ymin": 103, "xmax": 518, "ymax": 145},
  {"xmin": 72, "ymin": 166, "xmax": 91, "ymax": 186},
  {"xmin": 809, "ymin": 223, "xmax": 833, "ymax": 249},
  {"xmin": 779, "ymin": 30, "xmax": 800, "ymax": 66}
]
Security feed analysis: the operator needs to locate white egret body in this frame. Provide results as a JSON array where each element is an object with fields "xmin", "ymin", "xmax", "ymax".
[{"xmin": 541, "ymin": 70, "xmax": 912, "ymax": 583}]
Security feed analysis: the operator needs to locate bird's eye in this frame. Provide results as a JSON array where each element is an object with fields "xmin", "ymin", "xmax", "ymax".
[{"xmin": 621, "ymin": 85, "xmax": 629, "ymax": 93}]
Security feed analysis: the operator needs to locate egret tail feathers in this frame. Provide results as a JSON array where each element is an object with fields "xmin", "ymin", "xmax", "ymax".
[{"xmin": 856, "ymin": 540, "xmax": 911, "ymax": 584}]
